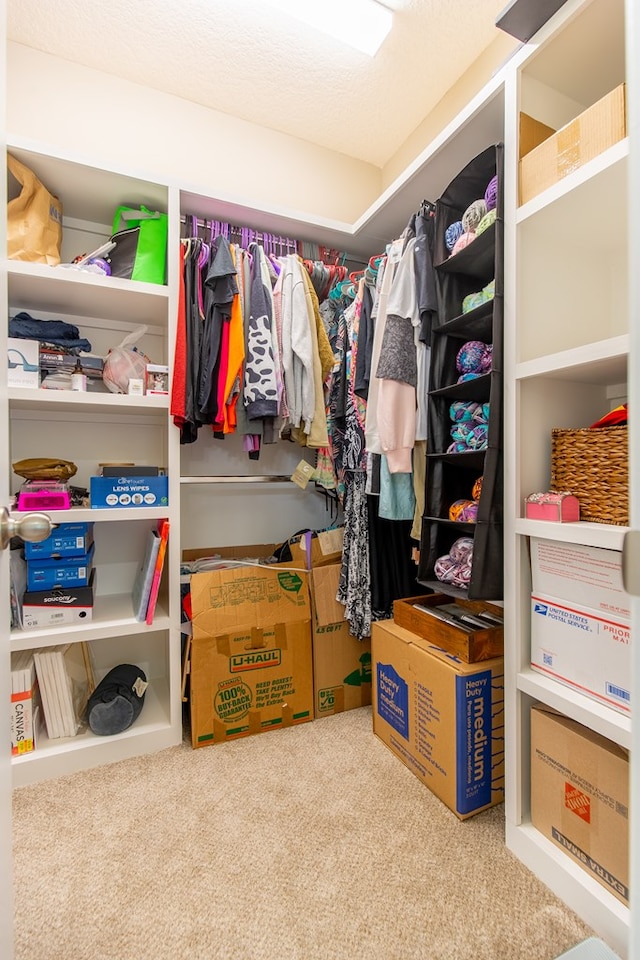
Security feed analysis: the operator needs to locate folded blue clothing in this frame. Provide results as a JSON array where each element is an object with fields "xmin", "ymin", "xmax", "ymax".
[{"xmin": 9, "ymin": 312, "xmax": 92, "ymax": 353}]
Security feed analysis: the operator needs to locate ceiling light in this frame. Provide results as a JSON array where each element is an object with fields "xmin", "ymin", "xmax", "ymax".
[{"xmin": 261, "ymin": 0, "xmax": 393, "ymax": 56}]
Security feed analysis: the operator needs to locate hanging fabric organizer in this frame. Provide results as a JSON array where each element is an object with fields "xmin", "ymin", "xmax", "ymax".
[{"xmin": 418, "ymin": 143, "xmax": 504, "ymax": 601}]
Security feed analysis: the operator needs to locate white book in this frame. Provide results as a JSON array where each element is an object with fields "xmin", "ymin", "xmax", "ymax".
[
  {"xmin": 56, "ymin": 644, "xmax": 91, "ymax": 737},
  {"xmin": 33, "ymin": 649, "xmax": 59, "ymax": 740}
]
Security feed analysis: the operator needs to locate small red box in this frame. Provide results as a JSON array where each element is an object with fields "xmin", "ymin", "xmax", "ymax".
[{"xmin": 524, "ymin": 491, "xmax": 580, "ymax": 522}]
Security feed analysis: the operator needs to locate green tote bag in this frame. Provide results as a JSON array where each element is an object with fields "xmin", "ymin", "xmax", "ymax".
[{"xmin": 108, "ymin": 204, "xmax": 168, "ymax": 285}]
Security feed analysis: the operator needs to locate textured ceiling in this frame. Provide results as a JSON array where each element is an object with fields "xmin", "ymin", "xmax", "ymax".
[{"xmin": 6, "ymin": 0, "xmax": 508, "ymax": 168}]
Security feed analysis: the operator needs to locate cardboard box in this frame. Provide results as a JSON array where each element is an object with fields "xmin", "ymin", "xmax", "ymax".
[
  {"xmin": 519, "ymin": 84, "xmax": 626, "ymax": 205},
  {"xmin": 530, "ymin": 538, "xmax": 629, "ymax": 621},
  {"xmin": 288, "ymin": 527, "xmax": 344, "ymax": 569},
  {"xmin": 531, "ymin": 704, "xmax": 629, "ymax": 906},
  {"xmin": 24, "ymin": 522, "xmax": 94, "ymax": 559},
  {"xmin": 189, "ymin": 557, "xmax": 313, "ymax": 747},
  {"xmin": 393, "ymin": 594, "xmax": 503, "ymax": 663},
  {"xmin": 311, "ymin": 563, "xmax": 371, "ymax": 717},
  {"xmin": 524, "ymin": 492, "xmax": 580, "ymax": 523},
  {"xmin": 7, "ymin": 338, "xmax": 39, "ymax": 388},
  {"xmin": 530, "ymin": 594, "xmax": 630, "ymax": 714},
  {"xmin": 372, "ymin": 619, "xmax": 504, "ymax": 819},
  {"xmin": 90, "ymin": 474, "xmax": 168, "ymax": 508},
  {"xmin": 22, "ymin": 568, "xmax": 96, "ymax": 629},
  {"xmin": 26, "ymin": 542, "xmax": 95, "ymax": 591}
]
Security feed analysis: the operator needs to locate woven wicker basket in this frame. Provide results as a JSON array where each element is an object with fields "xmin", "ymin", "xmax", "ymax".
[{"xmin": 550, "ymin": 426, "xmax": 628, "ymax": 525}]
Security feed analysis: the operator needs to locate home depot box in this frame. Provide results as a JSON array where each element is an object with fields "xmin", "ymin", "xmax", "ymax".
[
  {"xmin": 311, "ymin": 563, "xmax": 371, "ymax": 717},
  {"xmin": 372, "ymin": 619, "xmax": 504, "ymax": 819},
  {"xmin": 530, "ymin": 594, "xmax": 630, "ymax": 715},
  {"xmin": 189, "ymin": 556, "xmax": 313, "ymax": 747},
  {"xmin": 530, "ymin": 537, "xmax": 629, "ymax": 621},
  {"xmin": 519, "ymin": 84, "xmax": 626, "ymax": 205},
  {"xmin": 531, "ymin": 704, "xmax": 629, "ymax": 906}
]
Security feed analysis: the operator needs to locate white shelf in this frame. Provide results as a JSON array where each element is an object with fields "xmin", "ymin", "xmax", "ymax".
[
  {"xmin": 12, "ymin": 506, "xmax": 171, "ymax": 524},
  {"xmin": 514, "ymin": 519, "xmax": 629, "ymax": 550},
  {"xmin": 7, "ymin": 260, "xmax": 169, "ymax": 327},
  {"xmin": 506, "ymin": 821, "xmax": 629, "ymax": 960},
  {"xmin": 8, "ymin": 387, "xmax": 169, "ymax": 413},
  {"xmin": 516, "ymin": 138, "xmax": 629, "ymax": 232},
  {"xmin": 517, "ymin": 668, "xmax": 631, "ymax": 748},
  {"xmin": 11, "ymin": 679, "xmax": 174, "ymax": 788},
  {"xmin": 515, "ymin": 336, "xmax": 629, "ymax": 384},
  {"xmin": 10, "ymin": 596, "xmax": 170, "ymax": 649}
]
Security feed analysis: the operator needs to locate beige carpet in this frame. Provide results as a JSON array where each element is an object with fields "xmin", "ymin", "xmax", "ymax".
[{"xmin": 13, "ymin": 707, "xmax": 593, "ymax": 960}]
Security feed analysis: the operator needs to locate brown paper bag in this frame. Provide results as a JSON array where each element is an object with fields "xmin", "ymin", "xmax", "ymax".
[{"xmin": 7, "ymin": 154, "xmax": 63, "ymax": 265}]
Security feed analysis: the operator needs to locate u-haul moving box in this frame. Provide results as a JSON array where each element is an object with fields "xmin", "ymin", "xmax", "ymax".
[
  {"xmin": 531, "ymin": 704, "xmax": 629, "ymax": 906},
  {"xmin": 372, "ymin": 619, "xmax": 504, "ymax": 819},
  {"xmin": 189, "ymin": 554, "xmax": 313, "ymax": 748}
]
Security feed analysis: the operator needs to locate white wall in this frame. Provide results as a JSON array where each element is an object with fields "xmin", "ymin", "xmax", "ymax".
[{"xmin": 7, "ymin": 43, "xmax": 381, "ymax": 225}]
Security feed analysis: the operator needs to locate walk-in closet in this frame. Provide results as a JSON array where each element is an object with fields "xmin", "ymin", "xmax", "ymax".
[{"xmin": 2, "ymin": 1, "xmax": 639, "ymax": 958}]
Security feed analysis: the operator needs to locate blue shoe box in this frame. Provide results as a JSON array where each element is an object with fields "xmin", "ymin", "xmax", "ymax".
[
  {"xmin": 24, "ymin": 522, "xmax": 94, "ymax": 559},
  {"xmin": 26, "ymin": 542, "xmax": 95, "ymax": 591},
  {"xmin": 90, "ymin": 475, "xmax": 168, "ymax": 508}
]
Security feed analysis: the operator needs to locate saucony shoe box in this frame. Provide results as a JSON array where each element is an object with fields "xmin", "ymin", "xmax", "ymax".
[
  {"xmin": 26, "ymin": 542, "xmax": 95, "ymax": 591},
  {"xmin": 24, "ymin": 522, "xmax": 94, "ymax": 559},
  {"xmin": 22, "ymin": 568, "xmax": 96, "ymax": 629}
]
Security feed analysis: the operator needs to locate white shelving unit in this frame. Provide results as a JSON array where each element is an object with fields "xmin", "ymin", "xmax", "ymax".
[
  {"xmin": 503, "ymin": 0, "xmax": 633, "ymax": 955},
  {"xmin": 4, "ymin": 146, "xmax": 183, "ymax": 788}
]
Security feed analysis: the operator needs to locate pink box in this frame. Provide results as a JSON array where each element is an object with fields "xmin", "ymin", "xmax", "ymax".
[{"xmin": 524, "ymin": 491, "xmax": 580, "ymax": 523}]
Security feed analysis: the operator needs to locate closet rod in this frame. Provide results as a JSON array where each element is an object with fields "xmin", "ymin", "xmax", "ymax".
[
  {"xmin": 181, "ymin": 475, "xmax": 292, "ymax": 484},
  {"xmin": 179, "ymin": 215, "xmax": 364, "ymax": 264}
]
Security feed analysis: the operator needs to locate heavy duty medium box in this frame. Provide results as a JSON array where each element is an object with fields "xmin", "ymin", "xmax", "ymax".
[
  {"xmin": 372, "ymin": 619, "xmax": 505, "ymax": 819},
  {"xmin": 393, "ymin": 594, "xmax": 503, "ymax": 663},
  {"xmin": 519, "ymin": 84, "xmax": 626, "ymax": 205},
  {"xmin": 530, "ymin": 594, "xmax": 630, "ymax": 715},
  {"xmin": 189, "ymin": 555, "xmax": 313, "ymax": 747},
  {"xmin": 530, "ymin": 537, "xmax": 629, "ymax": 622},
  {"xmin": 311, "ymin": 563, "xmax": 371, "ymax": 718},
  {"xmin": 531, "ymin": 704, "xmax": 629, "ymax": 906}
]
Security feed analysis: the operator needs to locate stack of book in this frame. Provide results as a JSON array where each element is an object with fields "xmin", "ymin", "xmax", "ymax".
[
  {"xmin": 131, "ymin": 519, "xmax": 170, "ymax": 623},
  {"xmin": 10, "ymin": 651, "xmax": 41, "ymax": 756},
  {"xmin": 32, "ymin": 642, "xmax": 95, "ymax": 740}
]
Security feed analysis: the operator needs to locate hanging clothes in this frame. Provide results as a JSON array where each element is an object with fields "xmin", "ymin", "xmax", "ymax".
[{"xmin": 243, "ymin": 242, "xmax": 278, "ymax": 423}]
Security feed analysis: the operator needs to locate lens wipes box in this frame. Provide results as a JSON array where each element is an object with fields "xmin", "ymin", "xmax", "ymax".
[
  {"xmin": 24, "ymin": 522, "xmax": 94, "ymax": 560},
  {"xmin": 22, "ymin": 568, "xmax": 96, "ymax": 629},
  {"xmin": 26, "ymin": 543, "xmax": 95, "ymax": 591},
  {"xmin": 90, "ymin": 475, "xmax": 168, "ymax": 508}
]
